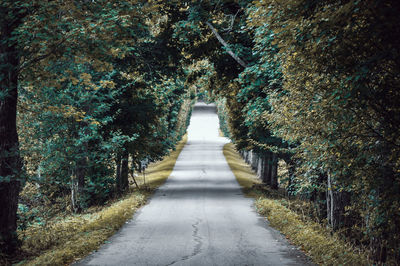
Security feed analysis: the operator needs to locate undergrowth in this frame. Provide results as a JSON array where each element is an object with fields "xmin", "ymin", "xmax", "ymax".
[
  {"xmin": 15, "ymin": 134, "xmax": 187, "ymax": 266},
  {"xmin": 223, "ymin": 142, "xmax": 370, "ymax": 265}
]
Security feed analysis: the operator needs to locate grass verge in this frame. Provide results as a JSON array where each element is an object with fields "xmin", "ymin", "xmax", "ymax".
[
  {"xmin": 18, "ymin": 134, "xmax": 187, "ymax": 266},
  {"xmin": 134, "ymin": 134, "xmax": 187, "ymax": 189},
  {"xmin": 223, "ymin": 142, "xmax": 370, "ymax": 265}
]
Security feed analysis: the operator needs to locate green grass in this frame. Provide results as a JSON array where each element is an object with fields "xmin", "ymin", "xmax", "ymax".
[
  {"xmin": 17, "ymin": 135, "xmax": 187, "ymax": 266},
  {"xmin": 223, "ymin": 142, "xmax": 370, "ymax": 266}
]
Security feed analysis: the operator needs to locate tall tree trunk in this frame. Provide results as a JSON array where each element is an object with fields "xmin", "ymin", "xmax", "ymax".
[
  {"xmin": 129, "ymin": 154, "xmax": 139, "ymax": 188},
  {"xmin": 326, "ymin": 172, "xmax": 336, "ymax": 230},
  {"xmin": 0, "ymin": 40, "xmax": 22, "ymax": 254},
  {"xmin": 260, "ymin": 152, "xmax": 278, "ymax": 189},
  {"xmin": 257, "ymin": 154, "xmax": 263, "ymax": 179},
  {"xmin": 326, "ymin": 172, "xmax": 350, "ymax": 231},
  {"xmin": 370, "ymin": 237, "xmax": 387, "ymax": 263},
  {"xmin": 270, "ymin": 153, "xmax": 278, "ymax": 189},
  {"xmin": 286, "ymin": 159, "xmax": 296, "ymax": 197},
  {"xmin": 261, "ymin": 152, "xmax": 271, "ymax": 185},
  {"xmin": 71, "ymin": 176, "xmax": 79, "ymax": 213},
  {"xmin": 251, "ymin": 152, "xmax": 258, "ymax": 171},
  {"xmin": 117, "ymin": 148, "xmax": 129, "ymax": 193},
  {"xmin": 120, "ymin": 149, "xmax": 129, "ymax": 191},
  {"xmin": 116, "ymin": 153, "xmax": 121, "ymax": 184},
  {"xmin": 247, "ymin": 150, "xmax": 252, "ymax": 165},
  {"xmin": 71, "ymin": 158, "xmax": 86, "ymax": 213},
  {"xmin": 314, "ymin": 173, "xmax": 327, "ymax": 221},
  {"xmin": 244, "ymin": 151, "xmax": 249, "ymax": 164}
]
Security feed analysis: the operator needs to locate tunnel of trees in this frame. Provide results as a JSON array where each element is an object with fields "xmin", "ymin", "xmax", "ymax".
[{"xmin": 1, "ymin": 0, "xmax": 399, "ymax": 264}]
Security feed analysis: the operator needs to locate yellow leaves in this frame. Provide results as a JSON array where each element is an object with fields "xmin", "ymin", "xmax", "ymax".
[
  {"xmin": 109, "ymin": 48, "xmax": 126, "ymax": 59},
  {"xmin": 99, "ymin": 80, "xmax": 116, "ymax": 89},
  {"xmin": 92, "ymin": 59, "xmax": 113, "ymax": 73},
  {"xmin": 46, "ymin": 105, "xmax": 86, "ymax": 122},
  {"xmin": 65, "ymin": 72, "xmax": 115, "ymax": 91},
  {"xmin": 80, "ymin": 73, "xmax": 92, "ymax": 86},
  {"xmin": 46, "ymin": 105, "xmax": 105, "ymax": 126},
  {"xmin": 120, "ymin": 71, "xmax": 136, "ymax": 81},
  {"xmin": 71, "ymin": 77, "xmax": 79, "ymax": 85}
]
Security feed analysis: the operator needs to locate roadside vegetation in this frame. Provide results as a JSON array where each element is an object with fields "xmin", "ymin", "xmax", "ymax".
[
  {"xmin": 13, "ymin": 135, "xmax": 187, "ymax": 266},
  {"xmin": 223, "ymin": 142, "xmax": 370, "ymax": 265},
  {"xmin": 1, "ymin": 1, "xmax": 398, "ymax": 264}
]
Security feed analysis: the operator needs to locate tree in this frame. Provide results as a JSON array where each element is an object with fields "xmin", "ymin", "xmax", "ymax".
[
  {"xmin": 248, "ymin": 0, "xmax": 400, "ymax": 262},
  {"xmin": 1, "ymin": 0, "xmax": 151, "ymax": 253}
]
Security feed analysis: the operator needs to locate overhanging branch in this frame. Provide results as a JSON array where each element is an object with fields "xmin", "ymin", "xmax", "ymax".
[{"xmin": 205, "ymin": 21, "xmax": 247, "ymax": 68}]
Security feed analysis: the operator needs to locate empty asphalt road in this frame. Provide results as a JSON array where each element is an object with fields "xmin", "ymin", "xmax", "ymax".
[{"xmin": 76, "ymin": 102, "xmax": 310, "ymax": 266}]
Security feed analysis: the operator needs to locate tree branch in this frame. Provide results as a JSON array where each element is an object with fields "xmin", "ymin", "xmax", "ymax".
[
  {"xmin": 222, "ymin": 10, "xmax": 240, "ymax": 33},
  {"xmin": 205, "ymin": 21, "xmax": 247, "ymax": 68},
  {"xmin": 19, "ymin": 38, "xmax": 67, "ymax": 71}
]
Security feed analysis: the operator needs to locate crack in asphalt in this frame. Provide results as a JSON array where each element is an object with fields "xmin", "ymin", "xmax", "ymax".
[
  {"xmin": 166, "ymin": 218, "xmax": 203, "ymax": 266},
  {"xmin": 191, "ymin": 218, "xmax": 203, "ymax": 257}
]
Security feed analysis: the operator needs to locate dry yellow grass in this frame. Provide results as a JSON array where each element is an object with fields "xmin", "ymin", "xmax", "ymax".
[
  {"xmin": 222, "ymin": 143, "xmax": 262, "ymax": 197},
  {"xmin": 19, "ymin": 135, "xmax": 187, "ymax": 266},
  {"xmin": 223, "ymin": 142, "xmax": 370, "ymax": 266},
  {"xmin": 134, "ymin": 134, "xmax": 187, "ymax": 189}
]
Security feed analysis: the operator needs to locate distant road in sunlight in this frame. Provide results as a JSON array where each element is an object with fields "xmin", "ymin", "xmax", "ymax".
[{"xmin": 75, "ymin": 102, "xmax": 310, "ymax": 266}]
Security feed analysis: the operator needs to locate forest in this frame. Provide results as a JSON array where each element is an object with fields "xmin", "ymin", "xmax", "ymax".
[{"xmin": 1, "ymin": 0, "xmax": 399, "ymax": 265}]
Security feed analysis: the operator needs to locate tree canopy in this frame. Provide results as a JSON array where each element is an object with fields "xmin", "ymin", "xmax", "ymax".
[{"xmin": 1, "ymin": 0, "xmax": 399, "ymax": 264}]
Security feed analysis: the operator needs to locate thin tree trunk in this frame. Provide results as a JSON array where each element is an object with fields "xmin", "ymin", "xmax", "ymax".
[
  {"xmin": 0, "ymin": 34, "xmax": 22, "ymax": 254},
  {"xmin": 327, "ymin": 172, "xmax": 334, "ymax": 228},
  {"xmin": 116, "ymin": 154, "xmax": 121, "ymax": 179},
  {"xmin": 370, "ymin": 237, "xmax": 387, "ymax": 263},
  {"xmin": 248, "ymin": 150, "xmax": 252, "ymax": 165},
  {"xmin": 71, "ymin": 175, "xmax": 79, "ymax": 213},
  {"xmin": 129, "ymin": 155, "xmax": 139, "ymax": 189},
  {"xmin": 327, "ymin": 172, "xmax": 350, "ymax": 231},
  {"xmin": 71, "ymin": 157, "xmax": 86, "ymax": 213},
  {"xmin": 116, "ymin": 153, "xmax": 122, "ymax": 191},
  {"xmin": 117, "ymin": 148, "xmax": 129, "ymax": 193},
  {"xmin": 286, "ymin": 159, "xmax": 296, "ymax": 197},
  {"xmin": 120, "ymin": 149, "xmax": 129, "ymax": 191},
  {"xmin": 316, "ymin": 173, "xmax": 327, "ymax": 221}
]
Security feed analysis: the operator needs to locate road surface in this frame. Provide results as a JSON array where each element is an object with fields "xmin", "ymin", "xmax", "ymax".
[{"xmin": 76, "ymin": 102, "xmax": 311, "ymax": 266}]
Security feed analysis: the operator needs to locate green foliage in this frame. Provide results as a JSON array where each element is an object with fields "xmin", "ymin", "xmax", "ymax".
[
  {"xmin": 253, "ymin": 1, "xmax": 400, "ymax": 261},
  {"xmin": 17, "ymin": 135, "xmax": 187, "ymax": 265},
  {"xmin": 1, "ymin": 0, "xmax": 398, "ymax": 263},
  {"xmin": 216, "ymin": 98, "xmax": 231, "ymax": 138},
  {"xmin": 14, "ymin": 0, "xmax": 195, "ymax": 210},
  {"xmin": 6, "ymin": 3, "xmax": 196, "ymax": 258},
  {"xmin": 224, "ymin": 142, "xmax": 370, "ymax": 265},
  {"xmin": 199, "ymin": 0, "xmax": 400, "ymax": 262}
]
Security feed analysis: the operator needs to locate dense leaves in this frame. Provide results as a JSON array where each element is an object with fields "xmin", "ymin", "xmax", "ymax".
[
  {"xmin": 1, "ymin": 0, "xmax": 399, "ymax": 264},
  {"xmin": 213, "ymin": 0, "xmax": 400, "ymax": 263},
  {"xmin": 1, "ymin": 0, "xmax": 195, "ymax": 256}
]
